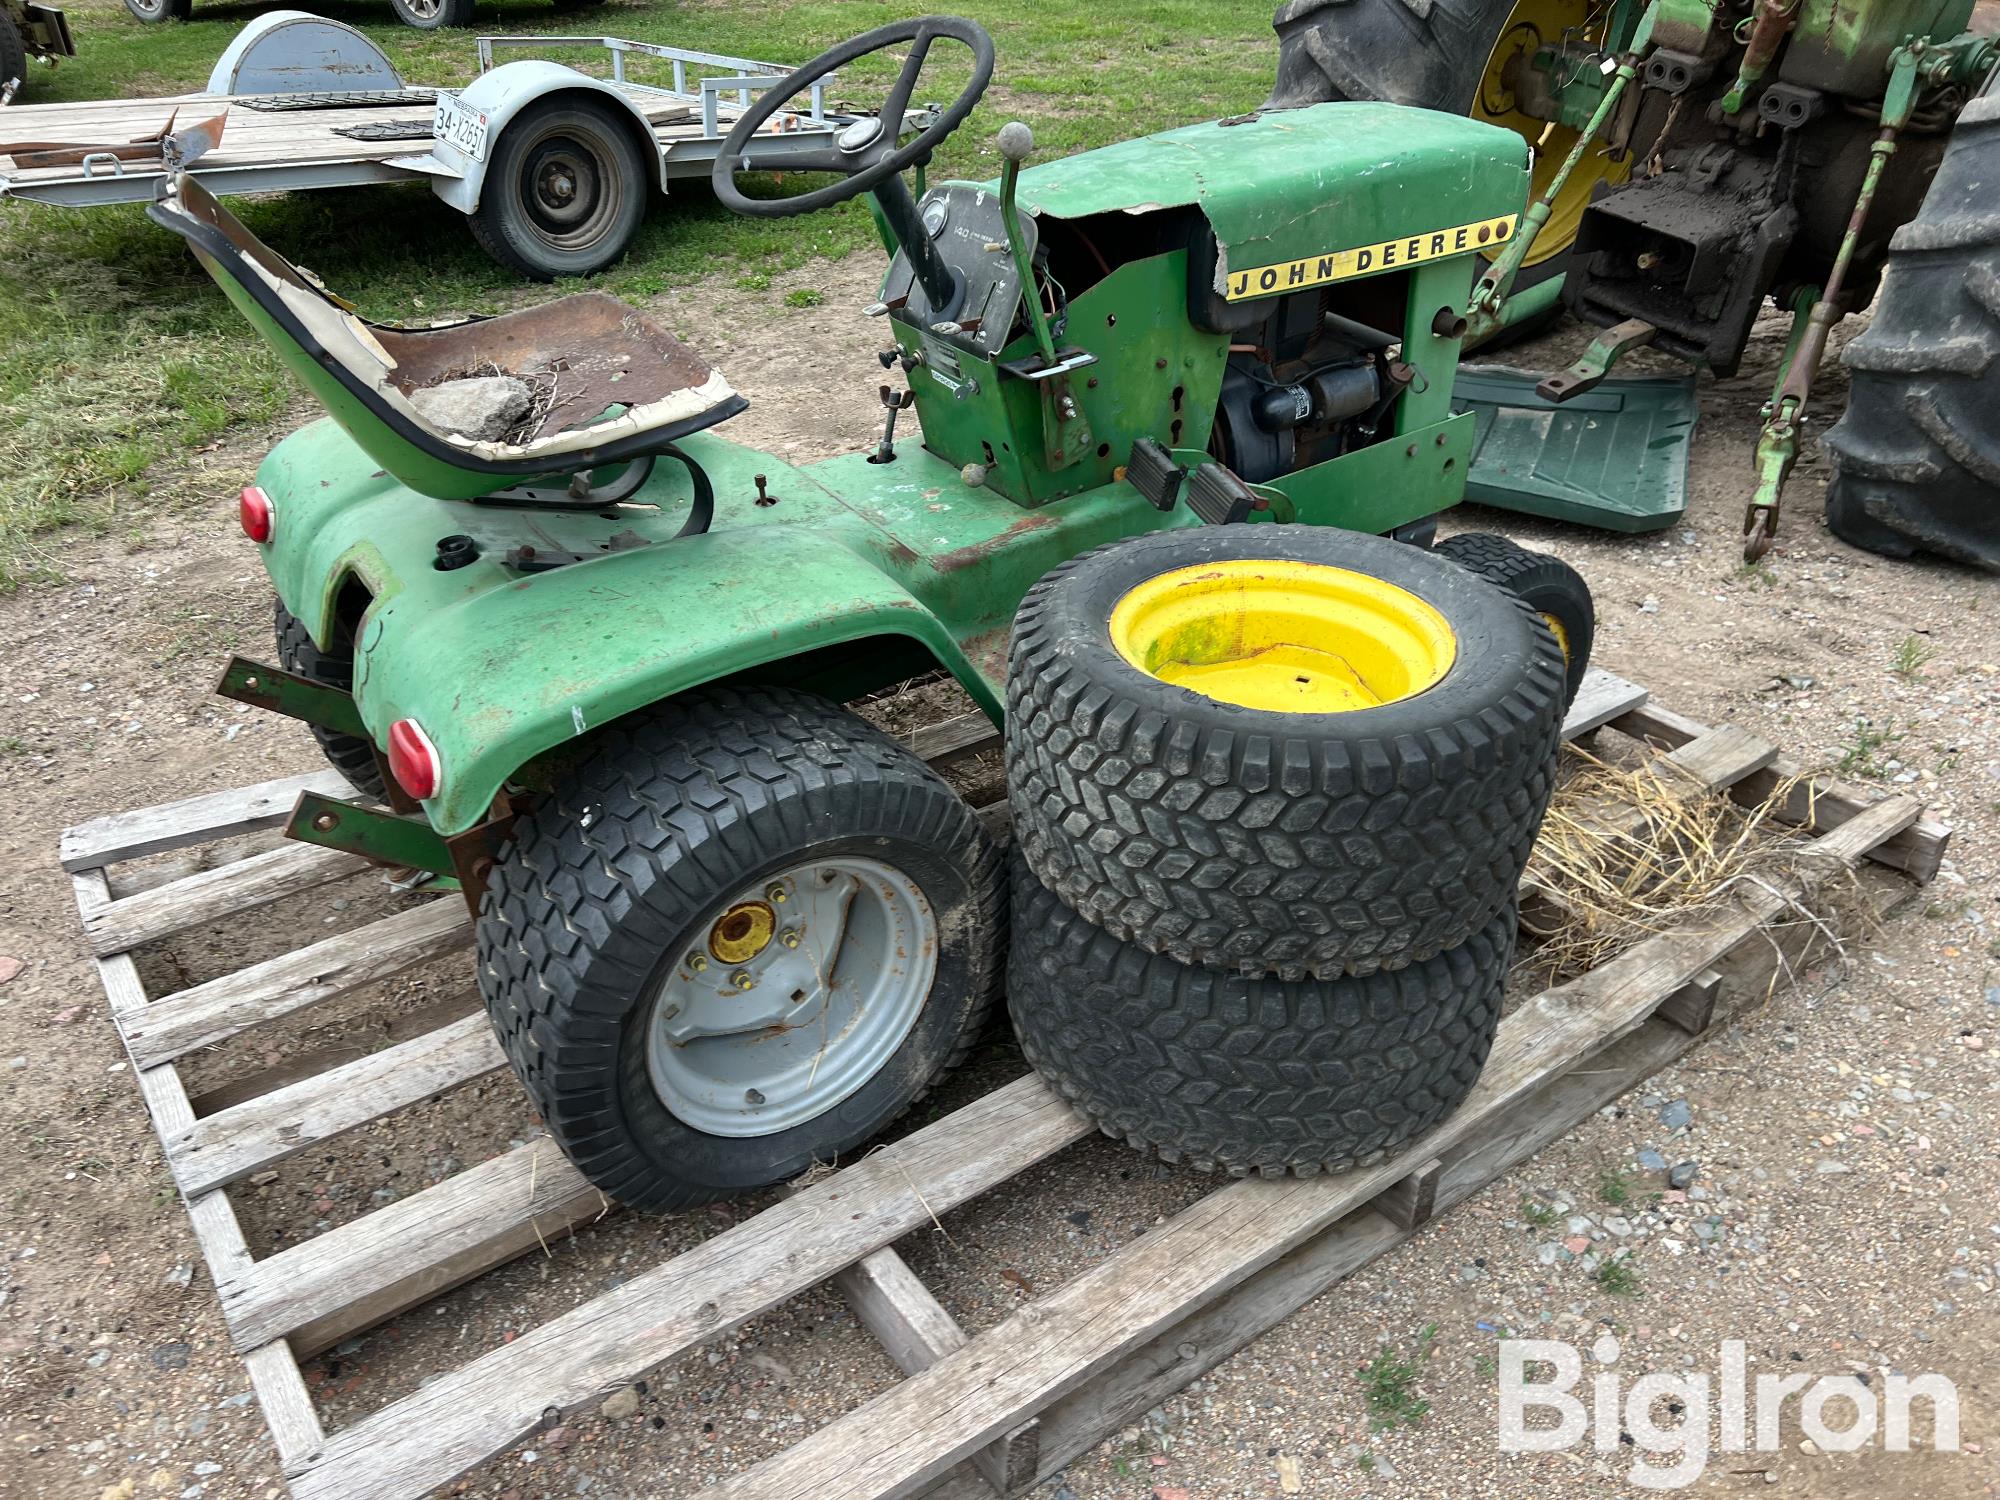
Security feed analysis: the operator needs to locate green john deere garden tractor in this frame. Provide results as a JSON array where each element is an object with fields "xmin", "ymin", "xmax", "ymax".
[
  {"xmin": 154, "ymin": 16, "xmax": 1594, "ymax": 1206},
  {"xmin": 1271, "ymin": 0, "xmax": 2000, "ymax": 567}
]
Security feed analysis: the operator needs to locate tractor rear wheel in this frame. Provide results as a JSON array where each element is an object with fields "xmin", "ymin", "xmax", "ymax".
[
  {"xmin": 1267, "ymin": 0, "xmax": 1627, "ymax": 318},
  {"xmin": 1823, "ymin": 82, "xmax": 2000, "ymax": 572},
  {"xmin": 273, "ymin": 600, "xmax": 386, "ymax": 802},
  {"xmin": 0, "ymin": 15, "xmax": 27, "ymax": 92},
  {"xmin": 475, "ymin": 686, "xmax": 1005, "ymax": 1212}
]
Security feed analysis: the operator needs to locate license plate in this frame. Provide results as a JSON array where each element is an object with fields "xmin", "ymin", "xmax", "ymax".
[{"xmin": 433, "ymin": 94, "xmax": 490, "ymax": 162}]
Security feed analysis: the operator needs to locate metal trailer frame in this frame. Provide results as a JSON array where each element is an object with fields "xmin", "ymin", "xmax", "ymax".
[{"xmin": 0, "ymin": 30, "xmax": 851, "ymax": 217}]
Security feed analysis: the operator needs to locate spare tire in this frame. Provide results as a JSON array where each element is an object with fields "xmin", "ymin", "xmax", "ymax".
[
  {"xmin": 1006, "ymin": 526, "xmax": 1564, "ymax": 979},
  {"xmin": 1008, "ymin": 856, "xmax": 1511, "ymax": 1177},
  {"xmin": 1434, "ymin": 532, "xmax": 1595, "ymax": 710}
]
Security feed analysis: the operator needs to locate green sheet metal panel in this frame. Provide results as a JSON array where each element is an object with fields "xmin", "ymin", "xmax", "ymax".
[
  {"xmin": 1451, "ymin": 365, "xmax": 1698, "ymax": 532},
  {"xmin": 1013, "ymin": 102, "xmax": 1531, "ymax": 302}
]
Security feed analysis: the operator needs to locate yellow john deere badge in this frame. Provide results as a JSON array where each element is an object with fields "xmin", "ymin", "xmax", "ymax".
[{"xmin": 1223, "ymin": 215, "xmax": 1519, "ymax": 301}]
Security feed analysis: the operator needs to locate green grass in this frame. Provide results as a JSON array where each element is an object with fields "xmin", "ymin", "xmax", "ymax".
[
  {"xmin": 1597, "ymin": 1168, "xmax": 1632, "ymax": 1206},
  {"xmin": 0, "ymin": 0, "xmax": 1284, "ymax": 585},
  {"xmin": 1890, "ymin": 633, "xmax": 1937, "ymax": 679},
  {"xmin": 1595, "ymin": 1253, "xmax": 1642, "ymax": 1298},
  {"xmin": 1358, "ymin": 1324, "xmax": 1436, "ymax": 1431},
  {"xmin": 1835, "ymin": 716, "xmax": 1904, "ymax": 778},
  {"xmin": 1521, "ymin": 1195, "xmax": 1560, "ymax": 1228}
]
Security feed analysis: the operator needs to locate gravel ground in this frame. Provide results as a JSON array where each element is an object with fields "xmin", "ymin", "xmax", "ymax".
[{"xmin": 0, "ymin": 248, "xmax": 1996, "ymax": 1500}]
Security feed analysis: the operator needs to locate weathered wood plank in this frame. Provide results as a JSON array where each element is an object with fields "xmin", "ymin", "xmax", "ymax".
[
  {"xmin": 1373, "ymin": 1157, "xmax": 1443, "ymax": 1231},
  {"xmin": 71, "ymin": 872, "xmax": 326, "ymax": 1467},
  {"xmin": 1611, "ymin": 700, "xmax": 1951, "ymax": 882},
  {"xmin": 832, "ymin": 1248, "xmax": 1038, "ymax": 1496},
  {"xmin": 277, "ymin": 1075, "xmax": 1092, "ymax": 1500},
  {"xmin": 901, "ymin": 710, "xmax": 999, "ymax": 768},
  {"xmin": 121, "ymin": 898, "xmax": 470, "ymax": 1069},
  {"xmin": 167, "ymin": 1009, "xmax": 503, "ymax": 1197},
  {"xmin": 1655, "ymin": 968, "xmax": 1722, "ymax": 1035},
  {"xmin": 695, "ymin": 798, "xmax": 1920, "ymax": 1500},
  {"xmin": 60, "ymin": 770, "xmax": 350, "ymax": 872},
  {"xmin": 1560, "ymin": 667, "xmax": 1649, "ymax": 738},
  {"xmin": 86, "ymin": 840, "xmax": 366, "ymax": 957}
]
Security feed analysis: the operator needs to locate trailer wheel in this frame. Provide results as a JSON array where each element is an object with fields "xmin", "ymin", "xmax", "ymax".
[
  {"xmin": 122, "ymin": 0, "xmax": 193, "ymax": 21},
  {"xmin": 391, "ymin": 0, "xmax": 475, "ymax": 27},
  {"xmin": 468, "ymin": 96, "xmax": 648, "ymax": 281},
  {"xmin": 0, "ymin": 15, "xmax": 27, "ymax": 91},
  {"xmin": 1434, "ymin": 532, "xmax": 1594, "ymax": 709},
  {"xmin": 1009, "ymin": 857, "xmax": 1510, "ymax": 1178},
  {"xmin": 477, "ymin": 685, "xmax": 1005, "ymax": 1212},
  {"xmin": 273, "ymin": 600, "xmax": 386, "ymax": 802},
  {"xmin": 1006, "ymin": 526, "xmax": 1565, "ymax": 980}
]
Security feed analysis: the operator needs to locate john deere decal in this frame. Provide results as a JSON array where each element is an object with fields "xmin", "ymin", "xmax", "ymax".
[{"xmin": 1223, "ymin": 215, "xmax": 1519, "ymax": 301}]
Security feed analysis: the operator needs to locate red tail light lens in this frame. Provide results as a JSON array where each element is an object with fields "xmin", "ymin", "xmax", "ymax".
[
  {"xmin": 387, "ymin": 718, "xmax": 441, "ymax": 800},
  {"xmin": 239, "ymin": 485, "xmax": 274, "ymax": 543}
]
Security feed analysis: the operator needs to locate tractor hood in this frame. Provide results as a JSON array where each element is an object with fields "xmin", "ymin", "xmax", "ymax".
[{"xmin": 1016, "ymin": 101, "xmax": 1531, "ymax": 301}]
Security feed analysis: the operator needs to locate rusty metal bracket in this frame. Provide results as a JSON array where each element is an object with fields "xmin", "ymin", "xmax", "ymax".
[
  {"xmin": 442, "ymin": 796, "xmax": 527, "ymax": 919},
  {"xmin": 286, "ymin": 791, "xmax": 457, "ymax": 877},
  {"xmin": 1536, "ymin": 318, "xmax": 1657, "ymax": 402},
  {"xmin": 215, "ymin": 655, "xmax": 368, "ymax": 739}
]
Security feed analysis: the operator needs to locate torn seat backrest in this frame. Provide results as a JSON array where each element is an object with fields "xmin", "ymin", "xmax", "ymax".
[{"xmin": 147, "ymin": 174, "xmax": 745, "ymax": 502}]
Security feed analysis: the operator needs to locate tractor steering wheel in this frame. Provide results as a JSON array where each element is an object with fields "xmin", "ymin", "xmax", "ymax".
[{"xmin": 711, "ymin": 16, "xmax": 995, "ymax": 218}]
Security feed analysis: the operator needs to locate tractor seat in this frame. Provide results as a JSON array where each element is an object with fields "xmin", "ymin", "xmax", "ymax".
[{"xmin": 149, "ymin": 175, "xmax": 746, "ymax": 503}]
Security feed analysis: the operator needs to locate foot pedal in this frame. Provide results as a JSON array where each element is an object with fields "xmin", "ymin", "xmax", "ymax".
[
  {"xmin": 1125, "ymin": 438, "xmax": 1184, "ymax": 511},
  {"xmin": 1186, "ymin": 461, "xmax": 1259, "ymax": 525}
]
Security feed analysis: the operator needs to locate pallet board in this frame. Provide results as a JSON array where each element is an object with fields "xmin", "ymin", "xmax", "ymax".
[{"xmin": 60, "ymin": 669, "xmax": 1949, "ymax": 1500}]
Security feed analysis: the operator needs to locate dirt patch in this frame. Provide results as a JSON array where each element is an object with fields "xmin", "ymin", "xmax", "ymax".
[{"xmin": 1, "ymin": 251, "xmax": 1995, "ymax": 1500}]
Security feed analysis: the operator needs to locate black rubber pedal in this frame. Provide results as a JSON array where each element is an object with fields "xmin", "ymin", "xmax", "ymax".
[
  {"xmin": 1125, "ymin": 438, "xmax": 1184, "ymax": 511},
  {"xmin": 1185, "ymin": 461, "xmax": 1259, "ymax": 525}
]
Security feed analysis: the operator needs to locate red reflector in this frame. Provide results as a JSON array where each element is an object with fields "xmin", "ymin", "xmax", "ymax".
[
  {"xmin": 239, "ymin": 485, "xmax": 274, "ymax": 543},
  {"xmin": 387, "ymin": 719, "xmax": 441, "ymax": 801}
]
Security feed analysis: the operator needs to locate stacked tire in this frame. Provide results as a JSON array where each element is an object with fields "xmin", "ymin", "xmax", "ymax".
[{"xmin": 1003, "ymin": 526, "xmax": 1574, "ymax": 1178}]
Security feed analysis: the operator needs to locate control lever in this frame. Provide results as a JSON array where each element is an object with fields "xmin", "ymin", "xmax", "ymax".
[{"xmin": 873, "ymin": 384, "xmax": 916, "ymax": 464}]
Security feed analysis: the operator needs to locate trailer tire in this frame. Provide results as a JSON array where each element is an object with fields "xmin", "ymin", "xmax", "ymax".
[
  {"xmin": 1435, "ymin": 532, "xmax": 1594, "ymax": 709},
  {"xmin": 391, "ymin": 0, "xmax": 476, "ymax": 28},
  {"xmin": 1823, "ymin": 84, "xmax": 2000, "ymax": 572},
  {"xmin": 1006, "ymin": 526, "xmax": 1565, "ymax": 980},
  {"xmin": 476, "ymin": 686, "xmax": 1005, "ymax": 1212},
  {"xmin": 273, "ymin": 600, "xmax": 387, "ymax": 802},
  {"xmin": 0, "ymin": 15, "xmax": 27, "ymax": 90},
  {"xmin": 468, "ymin": 96, "xmax": 648, "ymax": 281},
  {"xmin": 121, "ymin": 0, "xmax": 192, "ymax": 21},
  {"xmin": 1008, "ymin": 857, "xmax": 1510, "ymax": 1177}
]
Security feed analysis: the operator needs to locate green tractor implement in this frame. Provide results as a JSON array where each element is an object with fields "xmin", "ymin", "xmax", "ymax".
[
  {"xmin": 155, "ymin": 15, "xmax": 1584, "ymax": 1208},
  {"xmin": 1273, "ymin": 0, "xmax": 2000, "ymax": 565}
]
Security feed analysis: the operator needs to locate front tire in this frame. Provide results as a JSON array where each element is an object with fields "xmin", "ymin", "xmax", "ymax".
[
  {"xmin": 476, "ymin": 686, "xmax": 1006, "ymax": 1212},
  {"xmin": 468, "ymin": 97, "xmax": 648, "ymax": 281},
  {"xmin": 274, "ymin": 600, "xmax": 387, "ymax": 802},
  {"xmin": 1435, "ymin": 532, "xmax": 1594, "ymax": 709}
]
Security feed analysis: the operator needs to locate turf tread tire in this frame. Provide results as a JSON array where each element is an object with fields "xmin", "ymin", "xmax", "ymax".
[
  {"xmin": 0, "ymin": 16, "xmax": 27, "ymax": 90},
  {"xmin": 273, "ymin": 600, "xmax": 386, "ymax": 801},
  {"xmin": 1008, "ymin": 858, "xmax": 1510, "ymax": 1178},
  {"xmin": 1823, "ymin": 84, "xmax": 2000, "ymax": 572},
  {"xmin": 476, "ymin": 686, "xmax": 1005, "ymax": 1212},
  {"xmin": 1005, "ymin": 526, "xmax": 1565, "ymax": 980},
  {"xmin": 1435, "ymin": 532, "xmax": 1595, "ymax": 710}
]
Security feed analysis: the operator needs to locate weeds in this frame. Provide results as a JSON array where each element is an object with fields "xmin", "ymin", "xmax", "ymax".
[
  {"xmin": 783, "ymin": 288, "xmax": 827, "ymax": 308},
  {"xmin": 1358, "ymin": 1324, "xmax": 1436, "ymax": 1431},
  {"xmin": 1891, "ymin": 634, "xmax": 1937, "ymax": 679},
  {"xmin": 1596, "ymin": 1254, "xmax": 1642, "ymax": 1298},
  {"xmin": 1598, "ymin": 1169, "xmax": 1633, "ymax": 1206},
  {"xmin": 1835, "ymin": 718, "xmax": 1904, "ymax": 778},
  {"xmin": 1521, "ymin": 1196, "xmax": 1560, "ymax": 1228}
]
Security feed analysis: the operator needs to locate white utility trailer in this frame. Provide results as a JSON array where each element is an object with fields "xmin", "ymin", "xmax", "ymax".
[{"xmin": 0, "ymin": 13, "xmax": 875, "ymax": 278}]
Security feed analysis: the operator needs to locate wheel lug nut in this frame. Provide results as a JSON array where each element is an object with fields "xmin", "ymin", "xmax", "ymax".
[
  {"xmin": 780, "ymin": 930, "xmax": 801, "ymax": 949},
  {"xmin": 731, "ymin": 970, "xmax": 755, "ymax": 990},
  {"xmin": 688, "ymin": 954, "xmax": 708, "ymax": 973},
  {"xmin": 766, "ymin": 884, "xmax": 787, "ymax": 903}
]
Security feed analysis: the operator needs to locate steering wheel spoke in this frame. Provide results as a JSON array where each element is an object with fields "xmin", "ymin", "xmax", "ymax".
[{"xmin": 711, "ymin": 16, "xmax": 995, "ymax": 220}]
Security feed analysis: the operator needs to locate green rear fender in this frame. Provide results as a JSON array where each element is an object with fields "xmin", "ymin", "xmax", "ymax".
[{"xmin": 350, "ymin": 527, "xmax": 977, "ymax": 835}]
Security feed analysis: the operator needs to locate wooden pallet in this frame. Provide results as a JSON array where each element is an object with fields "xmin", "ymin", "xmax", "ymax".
[{"xmin": 60, "ymin": 669, "xmax": 1949, "ymax": 1500}]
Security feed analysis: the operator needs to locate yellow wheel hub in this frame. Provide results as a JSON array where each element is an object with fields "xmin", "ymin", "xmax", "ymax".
[
  {"xmin": 1473, "ymin": 0, "xmax": 1630, "ymax": 266},
  {"xmin": 1109, "ymin": 560, "xmax": 1457, "ymax": 713},
  {"xmin": 708, "ymin": 901, "xmax": 776, "ymax": 964},
  {"xmin": 1541, "ymin": 609, "xmax": 1573, "ymax": 664}
]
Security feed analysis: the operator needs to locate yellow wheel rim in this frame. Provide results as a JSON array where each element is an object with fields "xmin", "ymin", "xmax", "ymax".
[
  {"xmin": 1109, "ymin": 560, "xmax": 1457, "ymax": 714},
  {"xmin": 1541, "ymin": 609, "xmax": 1573, "ymax": 665},
  {"xmin": 708, "ymin": 900, "xmax": 776, "ymax": 964},
  {"xmin": 1473, "ymin": 0, "xmax": 1630, "ymax": 266}
]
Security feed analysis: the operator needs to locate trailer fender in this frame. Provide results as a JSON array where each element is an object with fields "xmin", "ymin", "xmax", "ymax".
[
  {"xmin": 205, "ymin": 13, "xmax": 405, "ymax": 96},
  {"xmin": 427, "ymin": 60, "xmax": 667, "ymax": 215}
]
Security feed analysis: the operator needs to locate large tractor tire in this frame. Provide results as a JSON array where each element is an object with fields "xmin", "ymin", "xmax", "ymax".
[
  {"xmin": 1435, "ymin": 532, "xmax": 1595, "ymax": 709},
  {"xmin": 1823, "ymin": 81, "xmax": 2000, "ymax": 572},
  {"xmin": 273, "ymin": 600, "xmax": 387, "ymax": 802},
  {"xmin": 1266, "ymin": 0, "xmax": 1628, "ymax": 311},
  {"xmin": 476, "ymin": 686, "xmax": 1005, "ymax": 1212},
  {"xmin": 0, "ymin": 15, "xmax": 27, "ymax": 93},
  {"xmin": 1005, "ymin": 526, "xmax": 1566, "ymax": 980},
  {"xmin": 1008, "ymin": 858, "xmax": 1510, "ymax": 1178}
]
